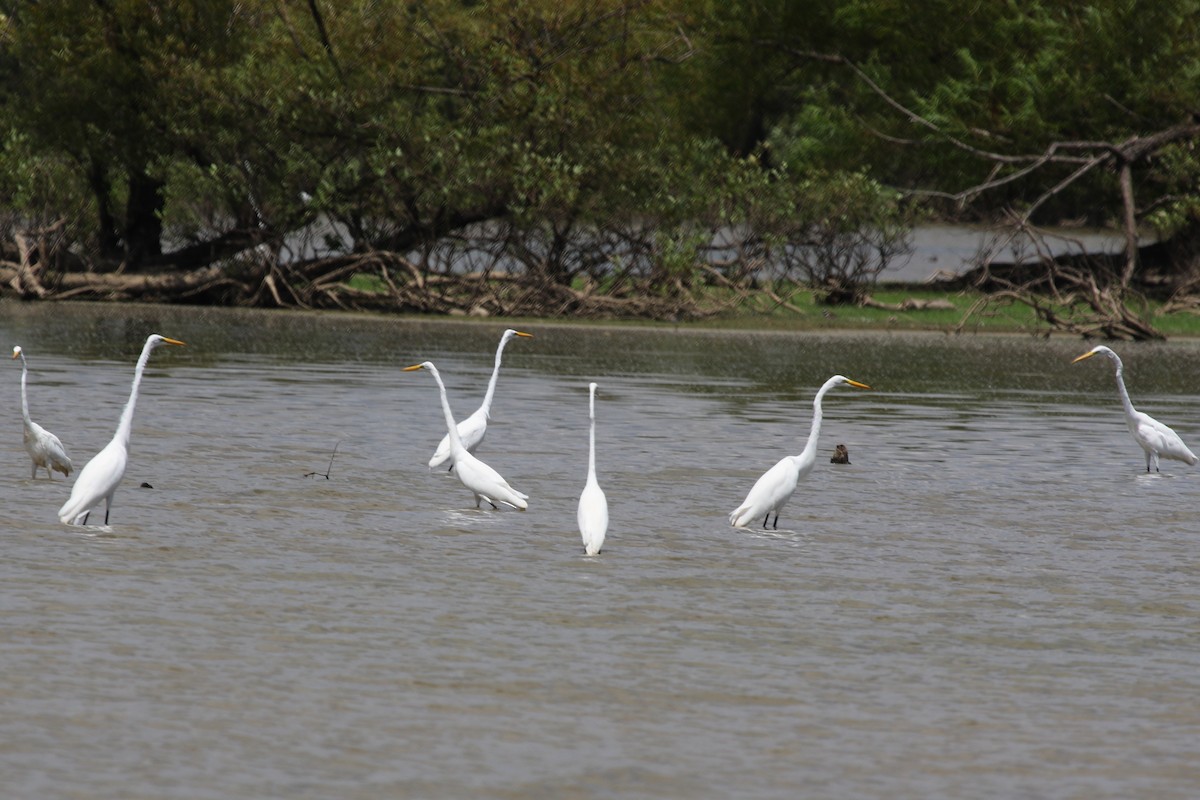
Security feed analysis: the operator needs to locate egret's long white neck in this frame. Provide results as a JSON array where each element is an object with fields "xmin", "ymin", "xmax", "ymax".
[
  {"xmin": 587, "ymin": 385, "xmax": 598, "ymax": 480},
  {"xmin": 1105, "ymin": 351, "xmax": 1139, "ymax": 422},
  {"xmin": 17, "ymin": 354, "xmax": 32, "ymax": 427},
  {"xmin": 479, "ymin": 333, "xmax": 513, "ymax": 419},
  {"xmin": 800, "ymin": 377, "xmax": 839, "ymax": 459},
  {"xmin": 427, "ymin": 364, "xmax": 466, "ymax": 456},
  {"xmin": 114, "ymin": 339, "xmax": 157, "ymax": 448}
]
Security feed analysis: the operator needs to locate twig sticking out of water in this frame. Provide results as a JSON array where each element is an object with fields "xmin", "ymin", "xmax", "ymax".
[{"xmin": 305, "ymin": 441, "xmax": 341, "ymax": 479}]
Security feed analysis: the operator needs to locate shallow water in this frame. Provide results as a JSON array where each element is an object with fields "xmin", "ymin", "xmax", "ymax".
[{"xmin": 2, "ymin": 302, "xmax": 1200, "ymax": 799}]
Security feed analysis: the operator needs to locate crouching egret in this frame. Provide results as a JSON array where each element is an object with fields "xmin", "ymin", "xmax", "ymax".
[
  {"xmin": 577, "ymin": 382, "xmax": 607, "ymax": 555},
  {"xmin": 427, "ymin": 329, "xmax": 533, "ymax": 469},
  {"xmin": 405, "ymin": 361, "xmax": 528, "ymax": 510},
  {"xmin": 12, "ymin": 346, "xmax": 72, "ymax": 479},
  {"xmin": 58, "ymin": 335, "xmax": 186, "ymax": 526},
  {"xmin": 1072, "ymin": 345, "xmax": 1198, "ymax": 472},
  {"xmin": 730, "ymin": 375, "xmax": 870, "ymax": 529}
]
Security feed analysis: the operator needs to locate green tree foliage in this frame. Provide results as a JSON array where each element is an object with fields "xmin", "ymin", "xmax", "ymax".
[
  {"xmin": 702, "ymin": 0, "xmax": 1200, "ymax": 227},
  {"xmin": 2, "ymin": 0, "xmax": 252, "ymax": 262},
  {"xmin": 4, "ymin": 0, "xmax": 1197, "ymax": 312}
]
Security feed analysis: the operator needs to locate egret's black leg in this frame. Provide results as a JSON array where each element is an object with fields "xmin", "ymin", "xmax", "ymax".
[
  {"xmin": 762, "ymin": 513, "xmax": 770, "ymax": 529},
  {"xmin": 81, "ymin": 511, "xmax": 89, "ymax": 526},
  {"xmin": 771, "ymin": 512, "xmax": 779, "ymax": 529}
]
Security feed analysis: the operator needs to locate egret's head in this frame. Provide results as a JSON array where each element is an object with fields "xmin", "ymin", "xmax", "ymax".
[
  {"xmin": 11, "ymin": 345, "xmax": 22, "ymax": 359},
  {"xmin": 148, "ymin": 334, "xmax": 186, "ymax": 349},
  {"xmin": 403, "ymin": 361, "xmax": 434, "ymax": 373},
  {"xmin": 504, "ymin": 329, "xmax": 534, "ymax": 342},
  {"xmin": 1072, "ymin": 345, "xmax": 1115, "ymax": 364},
  {"xmin": 834, "ymin": 376, "xmax": 871, "ymax": 390}
]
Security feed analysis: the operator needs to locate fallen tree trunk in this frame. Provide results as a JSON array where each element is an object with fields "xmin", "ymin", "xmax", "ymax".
[
  {"xmin": 861, "ymin": 296, "xmax": 956, "ymax": 311},
  {"xmin": 0, "ymin": 261, "xmax": 248, "ymax": 301},
  {"xmin": 0, "ymin": 249, "xmax": 719, "ymax": 320}
]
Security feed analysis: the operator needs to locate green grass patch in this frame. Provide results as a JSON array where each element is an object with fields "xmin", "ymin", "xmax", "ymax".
[
  {"xmin": 347, "ymin": 269, "xmax": 1200, "ymax": 337},
  {"xmin": 694, "ymin": 286, "xmax": 1020, "ymax": 333},
  {"xmin": 696, "ymin": 284, "xmax": 1200, "ymax": 337},
  {"xmin": 344, "ymin": 272, "xmax": 388, "ymax": 293},
  {"xmin": 1147, "ymin": 307, "xmax": 1200, "ymax": 337}
]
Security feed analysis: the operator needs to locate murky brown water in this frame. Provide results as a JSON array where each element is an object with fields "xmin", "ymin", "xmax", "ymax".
[{"xmin": 3, "ymin": 302, "xmax": 1200, "ymax": 799}]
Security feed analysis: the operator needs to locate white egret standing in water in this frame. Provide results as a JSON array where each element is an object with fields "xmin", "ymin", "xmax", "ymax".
[
  {"xmin": 427, "ymin": 329, "xmax": 533, "ymax": 469},
  {"xmin": 1072, "ymin": 345, "xmax": 1198, "ymax": 472},
  {"xmin": 406, "ymin": 361, "xmax": 528, "ymax": 510},
  {"xmin": 58, "ymin": 335, "xmax": 186, "ymax": 526},
  {"xmin": 577, "ymin": 382, "xmax": 607, "ymax": 555},
  {"xmin": 730, "ymin": 375, "xmax": 871, "ymax": 529},
  {"xmin": 11, "ymin": 346, "xmax": 72, "ymax": 479}
]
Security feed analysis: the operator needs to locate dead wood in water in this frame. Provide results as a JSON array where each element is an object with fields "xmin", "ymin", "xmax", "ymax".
[
  {"xmin": 0, "ymin": 249, "xmax": 716, "ymax": 320},
  {"xmin": 861, "ymin": 296, "xmax": 956, "ymax": 312},
  {"xmin": 953, "ymin": 259, "xmax": 1165, "ymax": 340}
]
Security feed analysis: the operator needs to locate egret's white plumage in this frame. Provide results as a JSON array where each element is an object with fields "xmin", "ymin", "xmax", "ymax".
[
  {"xmin": 427, "ymin": 329, "xmax": 533, "ymax": 469},
  {"xmin": 12, "ymin": 346, "xmax": 72, "ymax": 479},
  {"xmin": 57, "ymin": 335, "xmax": 185, "ymax": 526},
  {"xmin": 577, "ymin": 382, "xmax": 608, "ymax": 555},
  {"xmin": 406, "ymin": 361, "xmax": 528, "ymax": 510},
  {"xmin": 730, "ymin": 375, "xmax": 870, "ymax": 529},
  {"xmin": 1072, "ymin": 345, "xmax": 1198, "ymax": 472}
]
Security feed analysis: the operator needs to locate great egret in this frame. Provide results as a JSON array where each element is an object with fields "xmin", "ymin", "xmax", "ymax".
[
  {"xmin": 405, "ymin": 361, "xmax": 528, "ymax": 510},
  {"xmin": 11, "ymin": 346, "xmax": 72, "ymax": 479},
  {"xmin": 427, "ymin": 329, "xmax": 533, "ymax": 469},
  {"xmin": 58, "ymin": 334, "xmax": 186, "ymax": 526},
  {"xmin": 730, "ymin": 375, "xmax": 870, "ymax": 529},
  {"xmin": 577, "ymin": 382, "xmax": 608, "ymax": 555},
  {"xmin": 1072, "ymin": 345, "xmax": 1198, "ymax": 472}
]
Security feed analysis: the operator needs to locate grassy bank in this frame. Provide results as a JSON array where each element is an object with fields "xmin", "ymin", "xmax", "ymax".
[
  {"xmin": 342, "ymin": 272, "xmax": 1200, "ymax": 337},
  {"xmin": 693, "ymin": 286, "xmax": 1200, "ymax": 338}
]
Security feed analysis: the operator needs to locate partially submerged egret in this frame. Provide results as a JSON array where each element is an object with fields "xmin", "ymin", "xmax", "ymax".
[
  {"xmin": 1072, "ymin": 345, "xmax": 1197, "ymax": 472},
  {"xmin": 577, "ymin": 382, "xmax": 608, "ymax": 555},
  {"xmin": 427, "ymin": 329, "xmax": 533, "ymax": 469},
  {"xmin": 730, "ymin": 375, "xmax": 870, "ymax": 529},
  {"xmin": 11, "ymin": 346, "xmax": 72, "ymax": 479},
  {"xmin": 58, "ymin": 334, "xmax": 186, "ymax": 526},
  {"xmin": 406, "ymin": 361, "xmax": 528, "ymax": 510}
]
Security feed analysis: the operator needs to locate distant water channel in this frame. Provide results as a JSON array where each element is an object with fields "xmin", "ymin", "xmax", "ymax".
[{"xmin": 2, "ymin": 301, "xmax": 1199, "ymax": 799}]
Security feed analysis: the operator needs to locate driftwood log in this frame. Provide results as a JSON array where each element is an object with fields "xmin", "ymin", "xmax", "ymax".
[
  {"xmin": 861, "ymin": 296, "xmax": 956, "ymax": 312},
  {"xmin": 0, "ymin": 247, "xmax": 715, "ymax": 320}
]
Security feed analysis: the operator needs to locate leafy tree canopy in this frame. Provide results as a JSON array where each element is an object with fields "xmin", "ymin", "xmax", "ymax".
[{"xmin": 1, "ymin": 0, "xmax": 1199, "ymax": 312}]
